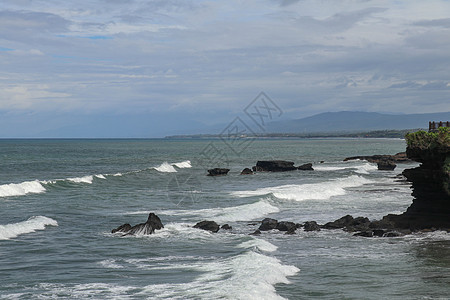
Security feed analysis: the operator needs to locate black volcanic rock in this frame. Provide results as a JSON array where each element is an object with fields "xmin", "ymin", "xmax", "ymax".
[
  {"xmin": 221, "ymin": 224, "xmax": 232, "ymax": 230},
  {"xmin": 298, "ymin": 163, "xmax": 314, "ymax": 170},
  {"xmin": 259, "ymin": 218, "xmax": 278, "ymax": 231},
  {"xmin": 377, "ymin": 129, "xmax": 450, "ymax": 231},
  {"xmin": 323, "ymin": 215, "xmax": 354, "ymax": 229},
  {"xmin": 254, "ymin": 161, "xmax": 297, "ymax": 172},
  {"xmin": 276, "ymin": 221, "xmax": 297, "ymax": 232},
  {"xmin": 194, "ymin": 220, "xmax": 220, "ymax": 232},
  {"xmin": 207, "ymin": 168, "xmax": 230, "ymax": 176},
  {"xmin": 304, "ymin": 221, "xmax": 321, "ymax": 231},
  {"xmin": 111, "ymin": 223, "xmax": 132, "ymax": 234},
  {"xmin": 344, "ymin": 152, "xmax": 411, "ymax": 164},
  {"xmin": 377, "ymin": 160, "xmax": 396, "ymax": 170},
  {"xmin": 240, "ymin": 168, "xmax": 253, "ymax": 175},
  {"xmin": 112, "ymin": 213, "xmax": 164, "ymax": 236}
]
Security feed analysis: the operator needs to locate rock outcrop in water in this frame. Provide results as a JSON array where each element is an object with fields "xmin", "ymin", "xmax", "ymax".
[
  {"xmin": 298, "ymin": 163, "xmax": 314, "ymax": 170},
  {"xmin": 112, "ymin": 213, "xmax": 164, "ymax": 236},
  {"xmin": 343, "ymin": 152, "xmax": 411, "ymax": 164},
  {"xmin": 240, "ymin": 168, "xmax": 253, "ymax": 175},
  {"xmin": 194, "ymin": 220, "xmax": 220, "ymax": 232},
  {"xmin": 207, "ymin": 168, "xmax": 230, "ymax": 176},
  {"xmin": 253, "ymin": 160, "xmax": 297, "ymax": 172}
]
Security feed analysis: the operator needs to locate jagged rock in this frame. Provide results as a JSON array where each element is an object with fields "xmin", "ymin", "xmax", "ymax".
[
  {"xmin": 254, "ymin": 160, "xmax": 297, "ymax": 172},
  {"xmin": 207, "ymin": 168, "xmax": 230, "ymax": 176},
  {"xmin": 304, "ymin": 221, "xmax": 321, "ymax": 231},
  {"xmin": 250, "ymin": 229, "xmax": 261, "ymax": 235},
  {"xmin": 259, "ymin": 218, "xmax": 278, "ymax": 231},
  {"xmin": 323, "ymin": 215, "xmax": 354, "ymax": 229},
  {"xmin": 221, "ymin": 224, "xmax": 232, "ymax": 230},
  {"xmin": 194, "ymin": 220, "xmax": 220, "ymax": 233},
  {"xmin": 298, "ymin": 163, "xmax": 314, "ymax": 170},
  {"xmin": 112, "ymin": 213, "xmax": 164, "ymax": 236},
  {"xmin": 377, "ymin": 160, "xmax": 396, "ymax": 170},
  {"xmin": 240, "ymin": 168, "xmax": 253, "ymax": 175},
  {"xmin": 276, "ymin": 221, "xmax": 297, "ymax": 232},
  {"xmin": 111, "ymin": 223, "xmax": 131, "ymax": 234}
]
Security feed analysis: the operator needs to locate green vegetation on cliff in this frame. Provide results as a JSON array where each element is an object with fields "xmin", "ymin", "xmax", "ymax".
[{"xmin": 405, "ymin": 127, "xmax": 450, "ymax": 151}]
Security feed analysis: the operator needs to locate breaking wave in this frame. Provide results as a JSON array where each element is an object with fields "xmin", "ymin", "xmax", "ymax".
[
  {"xmin": 0, "ymin": 216, "xmax": 58, "ymax": 240},
  {"xmin": 153, "ymin": 160, "xmax": 192, "ymax": 173},
  {"xmin": 231, "ymin": 175, "xmax": 373, "ymax": 201},
  {"xmin": 0, "ymin": 180, "xmax": 46, "ymax": 198}
]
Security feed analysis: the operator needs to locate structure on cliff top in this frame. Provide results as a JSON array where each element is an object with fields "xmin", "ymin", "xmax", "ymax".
[{"xmin": 429, "ymin": 121, "xmax": 450, "ymax": 132}]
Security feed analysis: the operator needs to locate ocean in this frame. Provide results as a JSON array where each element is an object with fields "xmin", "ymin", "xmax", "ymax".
[{"xmin": 0, "ymin": 138, "xmax": 449, "ymax": 299}]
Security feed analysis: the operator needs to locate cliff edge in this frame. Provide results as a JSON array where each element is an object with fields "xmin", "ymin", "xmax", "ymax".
[{"xmin": 385, "ymin": 127, "xmax": 450, "ymax": 230}]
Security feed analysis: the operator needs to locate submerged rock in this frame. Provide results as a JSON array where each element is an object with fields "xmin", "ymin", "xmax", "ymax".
[
  {"xmin": 112, "ymin": 213, "xmax": 164, "ymax": 236},
  {"xmin": 194, "ymin": 220, "xmax": 220, "ymax": 233}
]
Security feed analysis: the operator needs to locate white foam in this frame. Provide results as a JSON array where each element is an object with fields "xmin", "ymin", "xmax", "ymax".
[
  {"xmin": 98, "ymin": 259, "xmax": 124, "ymax": 269},
  {"xmin": 160, "ymin": 199, "xmax": 279, "ymax": 222},
  {"xmin": 137, "ymin": 250, "xmax": 299, "ymax": 299},
  {"xmin": 314, "ymin": 162, "xmax": 378, "ymax": 174},
  {"xmin": 153, "ymin": 162, "xmax": 177, "ymax": 173},
  {"xmin": 238, "ymin": 238, "xmax": 278, "ymax": 252},
  {"xmin": 34, "ymin": 250, "xmax": 299, "ymax": 299},
  {"xmin": 231, "ymin": 175, "xmax": 373, "ymax": 202},
  {"xmin": 94, "ymin": 174, "xmax": 106, "ymax": 179},
  {"xmin": 354, "ymin": 163, "xmax": 378, "ymax": 174},
  {"xmin": 67, "ymin": 175, "xmax": 94, "ymax": 184},
  {"xmin": 173, "ymin": 160, "xmax": 192, "ymax": 168},
  {"xmin": 0, "ymin": 180, "xmax": 46, "ymax": 198},
  {"xmin": 0, "ymin": 216, "xmax": 58, "ymax": 240},
  {"xmin": 112, "ymin": 173, "xmax": 123, "ymax": 177}
]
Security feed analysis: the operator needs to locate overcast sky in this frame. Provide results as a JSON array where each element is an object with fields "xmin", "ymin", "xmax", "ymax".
[{"xmin": 1, "ymin": 0, "xmax": 449, "ymax": 137}]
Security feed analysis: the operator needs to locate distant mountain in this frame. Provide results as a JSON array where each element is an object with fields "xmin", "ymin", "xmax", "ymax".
[{"xmin": 266, "ymin": 111, "xmax": 450, "ymax": 133}]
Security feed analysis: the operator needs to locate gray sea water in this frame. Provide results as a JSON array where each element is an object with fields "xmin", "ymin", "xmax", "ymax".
[{"xmin": 0, "ymin": 138, "xmax": 449, "ymax": 299}]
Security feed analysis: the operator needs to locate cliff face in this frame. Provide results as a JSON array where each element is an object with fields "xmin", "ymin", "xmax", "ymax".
[{"xmin": 386, "ymin": 128, "xmax": 450, "ymax": 230}]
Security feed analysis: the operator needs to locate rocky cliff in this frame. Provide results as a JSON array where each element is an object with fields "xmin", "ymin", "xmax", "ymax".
[{"xmin": 385, "ymin": 127, "xmax": 450, "ymax": 230}]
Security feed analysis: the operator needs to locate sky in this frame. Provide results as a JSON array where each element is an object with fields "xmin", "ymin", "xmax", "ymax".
[{"xmin": 0, "ymin": 0, "xmax": 450, "ymax": 137}]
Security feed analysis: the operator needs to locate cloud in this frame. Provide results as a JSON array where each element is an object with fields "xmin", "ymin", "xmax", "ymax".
[
  {"xmin": 414, "ymin": 18, "xmax": 450, "ymax": 28},
  {"xmin": 0, "ymin": 0, "xmax": 449, "ymax": 137}
]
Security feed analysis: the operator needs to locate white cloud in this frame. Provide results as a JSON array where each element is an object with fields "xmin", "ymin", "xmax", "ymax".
[{"xmin": 0, "ymin": 0, "xmax": 449, "ymax": 121}]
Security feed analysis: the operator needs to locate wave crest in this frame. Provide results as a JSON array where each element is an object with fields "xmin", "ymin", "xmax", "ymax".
[
  {"xmin": 0, "ymin": 216, "xmax": 58, "ymax": 240},
  {"xmin": 0, "ymin": 180, "xmax": 46, "ymax": 198}
]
